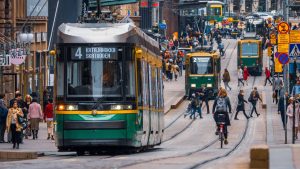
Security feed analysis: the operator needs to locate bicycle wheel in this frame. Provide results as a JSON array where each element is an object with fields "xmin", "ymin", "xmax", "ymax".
[{"xmin": 220, "ymin": 132, "xmax": 224, "ymax": 148}]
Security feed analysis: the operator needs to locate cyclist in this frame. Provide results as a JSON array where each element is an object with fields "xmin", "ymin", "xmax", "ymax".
[{"xmin": 212, "ymin": 88, "xmax": 232, "ymax": 145}]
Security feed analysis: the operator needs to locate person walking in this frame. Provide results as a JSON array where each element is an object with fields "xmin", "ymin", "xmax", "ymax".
[
  {"xmin": 173, "ymin": 62, "xmax": 180, "ymax": 81},
  {"xmin": 200, "ymin": 85, "xmax": 210, "ymax": 114},
  {"xmin": 264, "ymin": 67, "xmax": 273, "ymax": 86},
  {"xmin": 222, "ymin": 69, "xmax": 232, "ymax": 91},
  {"xmin": 24, "ymin": 95, "xmax": 32, "ymax": 139},
  {"xmin": 27, "ymin": 98, "xmax": 43, "ymax": 140},
  {"xmin": 238, "ymin": 66, "xmax": 244, "ymax": 86},
  {"xmin": 0, "ymin": 94, "xmax": 8, "ymax": 143},
  {"xmin": 273, "ymin": 75, "xmax": 283, "ymax": 104},
  {"xmin": 44, "ymin": 98, "xmax": 54, "ymax": 140},
  {"xmin": 234, "ymin": 90, "xmax": 249, "ymax": 120},
  {"xmin": 249, "ymin": 87, "xmax": 262, "ymax": 117},
  {"xmin": 286, "ymin": 97, "xmax": 299, "ymax": 139},
  {"xmin": 6, "ymin": 100, "xmax": 24, "ymax": 149},
  {"xmin": 243, "ymin": 66, "xmax": 250, "ymax": 86}
]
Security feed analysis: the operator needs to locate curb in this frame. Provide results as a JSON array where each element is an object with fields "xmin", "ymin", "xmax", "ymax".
[
  {"xmin": 250, "ymin": 144, "xmax": 269, "ymax": 169},
  {"xmin": 165, "ymin": 96, "xmax": 186, "ymax": 114},
  {"xmin": 0, "ymin": 151, "xmax": 38, "ymax": 160}
]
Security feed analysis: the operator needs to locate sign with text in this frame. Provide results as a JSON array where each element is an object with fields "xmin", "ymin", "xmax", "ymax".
[
  {"xmin": 0, "ymin": 54, "xmax": 11, "ymax": 66},
  {"xmin": 71, "ymin": 47, "xmax": 118, "ymax": 60},
  {"xmin": 278, "ymin": 44, "xmax": 289, "ymax": 53},
  {"xmin": 9, "ymin": 48, "xmax": 27, "ymax": 65},
  {"xmin": 278, "ymin": 34, "xmax": 289, "ymax": 44},
  {"xmin": 290, "ymin": 30, "xmax": 300, "ymax": 43}
]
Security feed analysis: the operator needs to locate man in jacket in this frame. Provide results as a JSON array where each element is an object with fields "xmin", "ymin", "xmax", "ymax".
[
  {"xmin": 273, "ymin": 75, "xmax": 283, "ymax": 104},
  {"xmin": 200, "ymin": 85, "xmax": 210, "ymax": 114},
  {"xmin": 0, "ymin": 94, "xmax": 8, "ymax": 143},
  {"xmin": 249, "ymin": 87, "xmax": 262, "ymax": 117},
  {"xmin": 264, "ymin": 67, "xmax": 272, "ymax": 86}
]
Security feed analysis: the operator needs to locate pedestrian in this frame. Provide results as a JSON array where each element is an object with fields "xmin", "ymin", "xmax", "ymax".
[
  {"xmin": 27, "ymin": 98, "xmax": 43, "ymax": 140},
  {"xmin": 6, "ymin": 100, "xmax": 24, "ymax": 149},
  {"xmin": 218, "ymin": 42, "xmax": 224, "ymax": 56},
  {"xmin": 286, "ymin": 97, "xmax": 299, "ymax": 139},
  {"xmin": 165, "ymin": 61, "xmax": 171, "ymax": 81},
  {"xmin": 264, "ymin": 67, "xmax": 272, "ymax": 86},
  {"xmin": 44, "ymin": 98, "xmax": 54, "ymax": 140},
  {"xmin": 169, "ymin": 61, "xmax": 173, "ymax": 81},
  {"xmin": 9, "ymin": 93, "xmax": 25, "ymax": 109},
  {"xmin": 24, "ymin": 95, "xmax": 32, "ymax": 139},
  {"xmin": 238, "ymin": 66, "xmax": 244, "ymax": 86},
  {"xmin": 173, "ymin": 62, "xmax": 179, "ymax": 81},
  {"xmin": 234, "ymin": 90, "xmax": 249, "ymax": 120},
  {"xmin": 0, "ymin": 94, "xmax": 8, "ymax": 143},
  {"xmin": 190, "ymin": 94, "xmax": 198, "ymax": 119},
  {"xmin": 200, "ymin": 85, "xmax": 210, "ymax": 114},
  {"xmin": 273, "ymin": 74, "xmax": 283, "ymax": 104},
  {"xmin": 249, "ymin": 87, "xmax": 262, "ymax": 117},
  {"xmin": 222, "ymin": 69, "xmax": 232, "ymax": 91},
  {"xmin": 243, "ymin": 66, "xmax": 250, "ymax": 85}
]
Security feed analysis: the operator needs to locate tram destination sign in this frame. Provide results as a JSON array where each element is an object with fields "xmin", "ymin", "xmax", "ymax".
[{"xmin": 71, "ymin": 47, "xmax": 118, "ymax": 60}]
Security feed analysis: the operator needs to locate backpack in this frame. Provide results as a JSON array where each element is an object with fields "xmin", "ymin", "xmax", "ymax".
[
  {"xmin": 168, "ymin": 64, "xmax": 172, "ymax": 71},
  {"xmin": 215, "ymin": 97, "xmax": 227, "ymax": 112}
]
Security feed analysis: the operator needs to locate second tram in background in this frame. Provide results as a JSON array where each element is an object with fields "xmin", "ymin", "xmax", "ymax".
[
  {"xmin": 54, "ymin": 22, "xmax": 164, "ymax": 154},
  {"xmin": 185, "ymin": 47, "xmax": 221, "ymax": 99},
  {"xmin": 178, "ymin": 0, "xmax": 224, "ymax": 36},
  {"xmin": 237, "ymin": 33, "xmax": 263, "ymax": 76}
]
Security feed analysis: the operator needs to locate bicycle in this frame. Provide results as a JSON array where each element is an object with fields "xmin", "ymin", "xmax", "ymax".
[{"xmin": 216, "ymin": 114, "xmax": 226, "ymax": 148}]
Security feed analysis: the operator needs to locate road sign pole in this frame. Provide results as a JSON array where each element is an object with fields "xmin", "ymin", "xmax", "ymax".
[{"xmin": 284, "ymin": 64, "xmax": 288, "ymax": 144}]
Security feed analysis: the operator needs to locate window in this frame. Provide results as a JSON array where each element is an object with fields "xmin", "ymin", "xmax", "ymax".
[
  {"xmin": 190, "ymin": 57, "xmax": 213, "ymax": 74},
  {"xmin": 242, "ymin": 43, "xmax": 258, "ymax": 56}
]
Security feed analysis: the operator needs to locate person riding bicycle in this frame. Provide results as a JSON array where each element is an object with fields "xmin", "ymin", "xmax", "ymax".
[{"xmin": 212, "ymin": 88, "xmax": 232, "ymax": 145}]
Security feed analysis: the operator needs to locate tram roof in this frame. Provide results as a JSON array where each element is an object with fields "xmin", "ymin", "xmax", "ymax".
[
  {"xmin": 57, "ymin": 23, "xmax": 160, "ymax": 55},
  {"xmin": 179, "ymin": 0, "xmax": 224, "ymax": 5}
]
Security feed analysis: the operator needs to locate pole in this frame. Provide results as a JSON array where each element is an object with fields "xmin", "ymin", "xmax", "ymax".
[
  {"xmin": 284, "ymin": 65, "xmax": 288, "ymax": 144},
  {"xmin": 292, "ymin": 100, "xmax": 296, "ymax": 144}
]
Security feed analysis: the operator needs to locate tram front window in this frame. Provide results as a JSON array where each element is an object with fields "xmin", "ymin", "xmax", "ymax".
[
  {"xmin": 65, "ymin": 46, "xmax": 136, "ymax": 101},
  {"xmin": 190, "ymin": 57, "xmax": 213, "ymax": 74},
  {"xmin": 242, "ymin": 43, "xmax": 258, "ymax": 56},
  {"xmin": 210, "ymin": 7, "xmax": 221, "ymax": 16}
]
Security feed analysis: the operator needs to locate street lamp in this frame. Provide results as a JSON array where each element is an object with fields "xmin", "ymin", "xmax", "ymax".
[{"xmin": 18, "ymin": 32, "xmax": 33, "ymax": 97}]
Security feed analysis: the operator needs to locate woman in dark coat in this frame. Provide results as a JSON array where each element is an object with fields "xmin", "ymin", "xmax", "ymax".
[{"xmin": 234, "ymin": 90, "xmax": 250, "ymax": 120}]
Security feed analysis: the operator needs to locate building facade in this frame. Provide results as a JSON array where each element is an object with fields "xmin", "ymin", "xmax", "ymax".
[{"xmin": 0, "ymin": 0, "xmax": 48, "ymax": 104}]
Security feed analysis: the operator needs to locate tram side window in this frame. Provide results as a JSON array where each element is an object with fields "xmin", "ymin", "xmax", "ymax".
[
  {"xmin": 137, "ymin": 59, "xmax": 143, "ymax": 106},
  {"xmin": 57, "ymin": 61, "xmax": 64, "ymax": 96},
  {"xmin": 190, "ymin": 57, "xmax": 213, "ymax": 74},
  {"xmin": 125, "ymin": 49, "xmax": 136, "ymax": 99},
  {"xmin": 241, "ymin": 43, "xmax": 258, "ymax": 56},
  {"xmin": 143, "ymin": 60, "xmax": 149, "ymax": 107}
]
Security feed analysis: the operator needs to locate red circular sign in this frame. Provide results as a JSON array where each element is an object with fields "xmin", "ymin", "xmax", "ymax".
[{"xmin": 277, "ymin": 22, "xmax": 290, "ymax": 34}]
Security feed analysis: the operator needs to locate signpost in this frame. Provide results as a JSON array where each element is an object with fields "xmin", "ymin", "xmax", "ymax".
[
  {"xmin": 290, "ymin": 30, "xmax": 300, "ymax": 43},
  {"xmin": 289, "ymin": 43, "xmax": 300, "ymax": 58}
]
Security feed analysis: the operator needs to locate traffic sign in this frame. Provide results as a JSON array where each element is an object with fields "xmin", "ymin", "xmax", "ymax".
[
  {"xmin": 290, "ymin": 30, "xmax": 300, "ymax": 43},
  {"xmin": 268, "ymin": 46, "xmax": 272, "ymax": 57},
  {"xmin": 275, "ymin": 52, "xmax": 280, "ymax": 58},
  {"xmin": 289, "ymin": 43, "xmax": 300, "ymax": 57},
  {"xmin": 278, "ymin": 34, "xmax": 289, "ymax": 43},
  {"xmin": 159, "ymin": 23, "xmax": 167, "ymax": 30},
  {"xmin": 271, "ymin": 39, "xmax": 277, "ymax": 45},
  {"xmin": 274, "ymin": 57, "xmax": 283, "ymax": 72},
  {"xmin": 270, "ymin": 33, "xmax": 277, "ymax": 45},
  {"xmin": 277, "ymin": 22, "xmax": 290, "ymax": 34},
  {"xmin": 278, "ymin": 53, "xmax": 289, "ymax": 64},
  {"xmin": 278, "ymin": 44, "xmax": 289, "ymax": 53}
]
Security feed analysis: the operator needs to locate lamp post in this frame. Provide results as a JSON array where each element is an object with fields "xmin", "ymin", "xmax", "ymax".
[{"xmin": 18, "ymin": 32, "xmax": 33, "ymax": 97}]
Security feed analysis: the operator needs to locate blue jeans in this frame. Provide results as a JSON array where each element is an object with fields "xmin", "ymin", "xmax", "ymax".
[{"xmin": 190, "ymin": 107, "xmax": 202, "ymax": 118}]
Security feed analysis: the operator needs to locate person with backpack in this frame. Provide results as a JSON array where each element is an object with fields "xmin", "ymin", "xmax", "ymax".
[
  {"xmin": 190, "ymin": 93, "xmax": 202, "ymax": 119},
  {"xmin": 0, "ymin": 94, "xmax": 8, "ymax": 143},
  {"xmin": 249, "ymin": 87, "xmax": 262, "ymax": 117},
  {"xmin": 234, "ymin": 90, "xmax": 249, "ymax": 120},
  {"xmin": 222, "ymin": 69, "xmax": 232, "ymax": 91},
  {"xmin": 212, "ymin": 88, "xmax": 232, "ymax": 145}
]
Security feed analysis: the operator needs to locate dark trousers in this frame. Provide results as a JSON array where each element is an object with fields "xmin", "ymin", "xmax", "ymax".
[
  {"xmin": 203, "ymin": 99, "xmax": 210, "ymax": 114},
  {"xmin": 235, "ymin": 110, "xmax": 249, "ymax": 119},
  {"xmin": 250, "ymin": 102, "xmax": 259, "ymax": 117},
  {"xmin": 280, "ymin": 111, "xmax": 287, "ymax": 129},
  {"xmin": 10, "ymin": 124, "xmax": 21, "ymax": 144},
  {"xmin": 274, "ymin": 89, "xmax": 279, "ymax": 104},
  {"xmin": 0, "ymin": 121, "xmax": 5, "ymax": 142},
  {"xmin": 264, "ymin": 77, "xmax": 272, "ymax": 86},
  {"xmin": 238, "ymin": 78, "xmax": 244, "ymax": 86}
]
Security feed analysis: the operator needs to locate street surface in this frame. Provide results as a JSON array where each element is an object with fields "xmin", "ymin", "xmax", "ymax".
[{"xmin": 0, "ymin": 39, "xmax": 299, "ymax": 169}]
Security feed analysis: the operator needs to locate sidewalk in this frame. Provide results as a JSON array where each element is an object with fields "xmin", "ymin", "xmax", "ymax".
[
  {"xmin": 265, "ymin": 84, "xmax": 300, "ymax": 169},
  {"xmin": 0, "ymin": 72, "xmax": 186, "ymax": 159},
  {"xmin": 163, "ymin": 70, "xmax": 185, "ymax": 113}
]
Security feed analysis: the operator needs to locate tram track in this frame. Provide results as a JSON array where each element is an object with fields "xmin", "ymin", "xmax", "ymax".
[{"xmin": 116, "ymin": 39, "xmax": 244, "ymax": 169}]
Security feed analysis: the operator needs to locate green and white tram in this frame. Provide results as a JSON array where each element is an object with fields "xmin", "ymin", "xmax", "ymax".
[{"xmin": 54, "ymin": 23, "xmax": 164, "ymax": 154}]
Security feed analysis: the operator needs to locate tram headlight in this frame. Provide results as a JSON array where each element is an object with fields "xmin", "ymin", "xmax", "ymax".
[
  {"xmin": 207, "ymin": 84, "xmax": 213, "ymax": 88},
  {"xmin": 111, "ymin": 105, "xmax": 133, "ymax": 110},
  {"xmin": 57, "ymin": 105, "xmax": 65, "ymax": 111},
  {"xmin": 191, "ymin": 84, "xmax": 196, "ymax": 88},
  {"xmin": 66, "ymin": 105, "xmax": 78, "ymax": 111}
]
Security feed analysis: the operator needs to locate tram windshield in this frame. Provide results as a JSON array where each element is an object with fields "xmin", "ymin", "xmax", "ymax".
[
  {"xmin": 241, "ymin": 43, "xmax": 258, "ymax": 56},
  {"xmin": 59, "ymin": 46, "xmax": 136, "ymax": 101},
  {"xmin": 190, "ymin": 57, "xmax": 213, "ymax": 74},
  {"xmin": 209, "ymin": 7, "xmax": 221, "ymax": 16}
]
